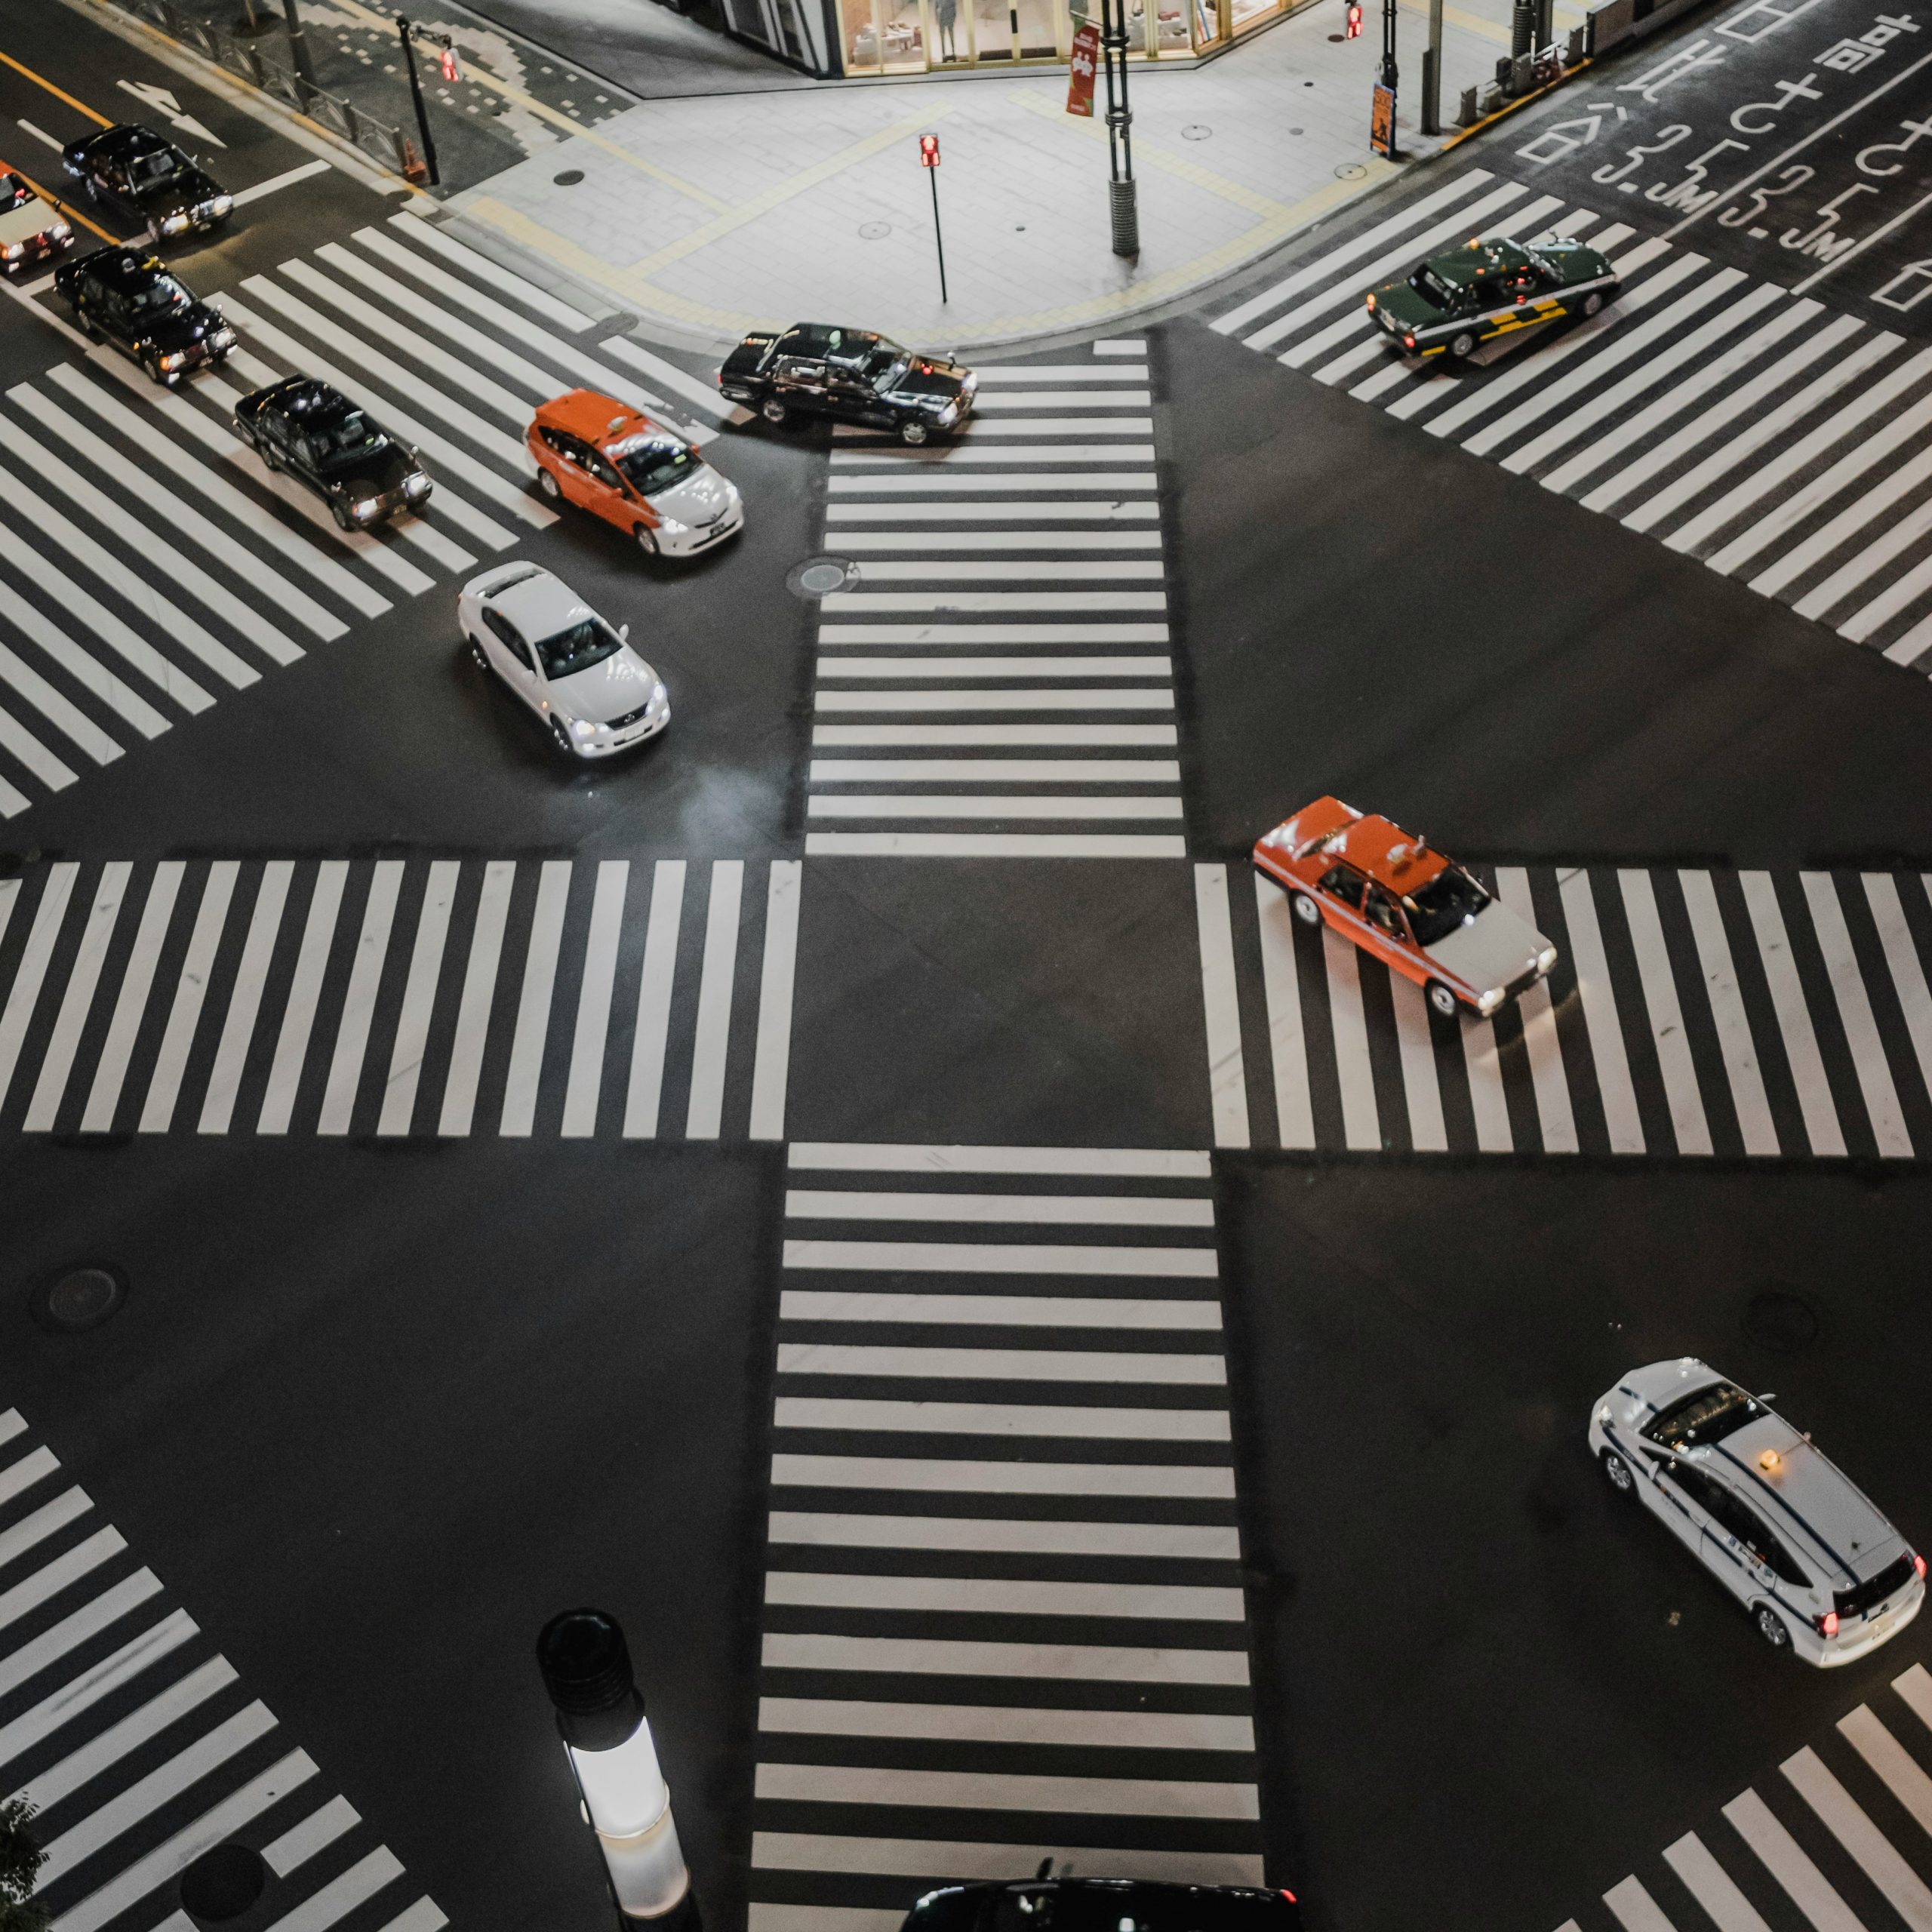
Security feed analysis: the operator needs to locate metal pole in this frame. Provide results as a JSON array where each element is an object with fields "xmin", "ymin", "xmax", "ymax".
[
  {"xmin": 1380, "ymin": 0, "xmax": 1397, "ymax": 92},
  {"xmin": 1100, "ymin": 0, "xmax": 1137, "ymax": 257},
  {"xmin": 396, "ymin": 17, "xmax": 441, "ymax": 187},
  {"xmin": 928, "ymin": 167, "xmax": 948, "ymax": 303},
  {"xmin": 279, "ymin": 0, "xmax": 316, "ymax": 83},
  {"xmin": 1422, "ymin": 0, "xmax": 1442, "ymax": 133}
]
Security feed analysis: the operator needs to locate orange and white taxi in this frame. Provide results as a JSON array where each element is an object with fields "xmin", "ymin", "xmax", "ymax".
[
  {"xmin": 1252, "ymin": 796, "xmax": 1557, "ymax": 1018},
  {"xmin": 528, "ymin": 389, "xmax": 743, "ymax": 558}
]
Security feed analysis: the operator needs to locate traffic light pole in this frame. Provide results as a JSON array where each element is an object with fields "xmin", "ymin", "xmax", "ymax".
[
  {"xmin": 928, "ymin": 166, "xmax": 949, "ymax": 304},
  {"xmin": 1098, "ymin": 0, "xmax": 1137, "ymax": 257},
  {"xmin": 396, "ymin": 17, "xmax": 441, "ymax": 188}
]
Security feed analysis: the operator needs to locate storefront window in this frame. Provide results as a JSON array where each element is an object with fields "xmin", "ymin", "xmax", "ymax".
[
  {"xmin": 837, "ymin": 0, "xmax": 1273, "ymax": 69},
  {"xmin": 1228, "ymin": 0, "xmax": 1271, "ymax": 31},
  {"xmin": 841, "ymin": 0, "xmax": 882, "ymax": 67},
  {"xmin": 931, "ymin": 0, "xmax": 969, "ymax": 60},
  {"xmin": 879, "ymin": 0, "xmax": 928, "ymax": 65}
]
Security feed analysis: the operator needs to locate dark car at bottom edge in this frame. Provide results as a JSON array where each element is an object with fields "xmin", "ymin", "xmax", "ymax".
[{"xmin": 900, "ymin": 1877, "xmax": 1300, "ymax": 1932}]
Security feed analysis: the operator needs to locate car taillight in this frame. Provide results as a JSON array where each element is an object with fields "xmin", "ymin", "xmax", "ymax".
[
  {"xmin": 1281, "ymin": 1892, "xmax": 1297, "ymax": 1906},
  {"xmin": 1817, "ymin": 1610, "xmax": 1839, "ymax": 1638},
  {"xmin": 1365, "ymin": 294, "xmax": 1375, "ymax": 310},
  {"xmin": 1403, "ymin": 335, "xmax": 1416, "ymax": 349},
  {"xmin": 1915, "ymin": 1552, "xmax": 1926, "ymax": 1580}
]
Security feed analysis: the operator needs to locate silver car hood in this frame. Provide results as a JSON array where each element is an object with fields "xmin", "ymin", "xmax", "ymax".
[
  {"xmin": 652, "ymin": 466, "xmax": 736, "ymax": 527},
  {"xmin": 1422, "ymin": 897, "xmax": 1547, "ymax": 995},
  {"xmin": 552, "ymin": 646, "xmax": 660, "ymax": 725}
]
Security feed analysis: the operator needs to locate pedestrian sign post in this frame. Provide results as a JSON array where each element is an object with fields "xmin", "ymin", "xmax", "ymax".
[{"xmin": 919, "ymin": 134, "xmax": 948, "ymax": 305}]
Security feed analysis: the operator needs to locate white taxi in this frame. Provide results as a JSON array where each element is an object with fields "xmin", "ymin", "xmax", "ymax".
[{"xmin": 1590, "ymin": 1361, "xmax": 1924, "ymax": 1665}]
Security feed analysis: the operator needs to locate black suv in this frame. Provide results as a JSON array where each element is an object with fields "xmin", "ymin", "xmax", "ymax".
[
  {"xmin": 62, "ymin": 124, "xmax": 231, "ymax": 242},
  {"xmin": 720, "ymin": 322, "xmax": 976, "ymax": 445},
  {"xmin": 233, "ymin": 377, "xmax": 431, "ymax": 529},
  {"xmin": 54, "ymin": 248, "xmax": 234, "ymax": 385},
  {"xmin": 901, "ymin": 1878, "xmax": 1300, "ymax": 1932}
]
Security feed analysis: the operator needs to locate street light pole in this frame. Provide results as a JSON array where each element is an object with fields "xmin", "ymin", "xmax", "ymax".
[
  {"xmin": 396, "ymin": 17, "xmax": 441, "ymax": 187},
  {"xmin": 1098, "ymin": 0, "xmax": 1137, "ymax": 257},
  {"xmin": 537, "ymin": 1610, "xmax": 699, "ymax": 1932},
  {"xmin": 279, "ymin": 0, "xmax": 316, "ymax": 85}
]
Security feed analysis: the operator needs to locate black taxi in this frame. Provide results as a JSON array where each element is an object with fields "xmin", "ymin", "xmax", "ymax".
[{"xmin": 719, "ymin": 322, "xmax": 977, "ymax": 445}]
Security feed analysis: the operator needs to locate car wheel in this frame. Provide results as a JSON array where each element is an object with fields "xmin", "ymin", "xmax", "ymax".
[
  {"xmin": 1600, "ymin": 1450, "xmax": 1635, "ymax": 1497},
  {"xmin": 900, "ymin": 418, "xmax": 931, "ymax": 446},
  {"xmin": 330, "ymin": 499, "xmax": 355, "ymax": 531},
  {"xmin": 1582, "ymin": 291, "xmax": 1604, "ymax": 318},
  {"xmin": 1448, "ymin": 331, "xmax": 1477, "ymax": 360},
  {"xmin": 761, "ymin": 397, "xmax": 789, "ymax": 427},
  {"xmin": 80, "ymin": 313, "xmax": 101, "ymax": 342},
  {"xmin": 1755, "ymin": 1604, "xmax": 1792, "ymax": 1651},
  {"xmin": 537, "ymin": 466, "xmax": 561, "ymax": 501},
  {"xmin": 1426, "ymin": 980, "xmax": 1460, "ymax": 1020},
  {"xmin": 1291, "ymin": 892, "xmax": 1321, "ymax": 928},
  {"xmin": 634, "ymin": 524, "xmax": 659, "ymax": 556}
]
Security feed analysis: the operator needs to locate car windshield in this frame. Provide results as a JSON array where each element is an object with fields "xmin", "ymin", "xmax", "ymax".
[
  {"xmin": 0, "ymin": 174, "xmax": 32, "ymax": 214},
  {"xmin": 1410, "ymin": 268, "xmax": 1457, "ymax": 309},
  {"xmin": 125, "ymin": 275, "xmax": 189, "ymax": 316},
  {"xmin": 1406, "ymin": 866, "xmax": 1489, "ymax": 946},
  {"xmin": 866, "ymin": 347, "xmax": 912, "ymax": 392},
  {"xmin": 611, "ymin": 435, "xmax": 699, "ymax": 497},
  {"xmin": 1525, "ymin": 248, "xmax": 1557, "ymax": 278},
  {"xmin": 533, "ymin": 617, "xmax": 623, "ymax": 681},
  {"xmin": 309, "ymin": 411, "xmax": 386, "ymax": 468},
  {"xmin": 131, "ymin": 149, "xmax": 184, "ymax": 185},
  {"xmin": 1642, "ymin": 1381, "xmax": 1766, "ymax": 1452}
]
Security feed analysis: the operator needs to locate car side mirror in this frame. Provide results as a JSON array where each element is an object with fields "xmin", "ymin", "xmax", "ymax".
[
  {"xmin": 619, "ymin": 623, "xmax": 629, "ymax": 642},
  {"xmin": 1755, "ymin": 1392, "xmax": 1776, "ymax": 1404}
]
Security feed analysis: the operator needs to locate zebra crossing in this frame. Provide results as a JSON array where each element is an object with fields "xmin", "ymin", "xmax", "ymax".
[
  {"xmin": 0, "ymin": 1407, "xmax": 443, "ymax": 1932},
  {"xmin": 1211, "ymin": 168, "xmax": 1932, "ymax": 673},
  {"xmin": 805, "ymin": 337, "xmax": 1186, "ymax": 860},
  {"xmin": 1201, "ymin": 860, "xmax": 1932, "ymax": 1159},
  {"xmin": 1562, "ymin": 1660, "xmax": 1932, "ymax": 1932},
  {"xmin": 0, "ymin": 853, "xmax": 800, "ymax": 1140},
  {"xmin": 0, "ymin": 211, "xmax": 731, "ymax": 820},
  {"xmin": 746, "ymin": 1140, "xmax": 1263, "ymax": 1932}
]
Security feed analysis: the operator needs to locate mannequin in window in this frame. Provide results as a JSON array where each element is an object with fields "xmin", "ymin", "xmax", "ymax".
[{"xmin": 934, "ymin": 0, "xmax": 958, "ymax": 58}]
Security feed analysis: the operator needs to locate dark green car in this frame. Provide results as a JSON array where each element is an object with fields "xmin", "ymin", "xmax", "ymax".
[{"xmin": 1364, "ymin": 235, "xmax": 1618, "ymax": 360}]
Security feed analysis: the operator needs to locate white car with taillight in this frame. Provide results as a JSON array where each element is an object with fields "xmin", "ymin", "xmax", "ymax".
[{"xmin": 1589, "ymin": 1358, "xmax": 1924, "ymax": 1666}]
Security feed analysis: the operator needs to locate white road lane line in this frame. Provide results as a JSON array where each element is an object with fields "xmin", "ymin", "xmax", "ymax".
[
  {"xmin": 378, "ymin": 859, "xmax": 460, "ymax": 1137},
  {"xmin": 835, "ymin": 533, "xmax": 1162, "ymax": 553},
  {"xmin": 262, "ymin": 1795, "xmax": 359, "ymax": 1877},
  {"xmin": 782, "ymin": 1238, "xmax": 1218, "ymax": 1276},
  {"xmin": 500, "ymin": 859, "xmax": 571, "ymax": 1138},
  {"xmin": 437, "ymin": 859, "xmax": 513, "ymax": 1138},
  {"xmin": 978, "ymin": 365, "xmax": 1150, "ymax": 380},
  {"xmin": 257, "ymin": 860, "xmax": 347, "ymax": 1137},
  {"xmin": 758, "ymin": 1638, "xmax": 1241, "ymax": 1688},
  {"xmin": 0, "ymin": 1486, "xmax": 90, "ymax": 1569},
  {"xmin": 1194, "ymin": 865, "xmax": 1251, "ymax": 1150},
  {"xmin": 267, "ymin": 1847, "xmax": 407, "ymax": 1932},
  {"xmin": 0, "ymin": 1444, "xmax": 56, "ymax": 1510},
  {"xmin": 24, "ymin": 863, "xmax": 128, "ymax": 1132},
  {"xmin": 390, "ymin": 211, "xmax": 596, "ymax": 333},
  {"xmin": 1897, "ymin": 1662, "xmax": 1932, "ymax": 1734},
  {"xmin": 818, "ymin": 591, "xmax": 1168, "ymax": 611},
  {"xmin": 758, "ymin": 1694, "xmax": 1247, "ymax": 1745},
  {"xmin": 774, "ymin": 1343, "xmax": 1223, "ymax": 1383},
  {"xmin": 764, "ymin": 1573, "xmax": 1243, "ymax": 1620},
  {"xmin": 623, "ymin": 859, "xmax": 685, "ymax": 1140},
  {"xmin": 1801, "ymin": 873, "xmax": 1910, "ymax": 1156},
  {"xmin": 783, "ymin": 1190, "xmax": 1214, "ymax": 1226},
  {"xmin": 317, "ymin": 860, "xmax": 403, "ymax": 1136},
  {"xmin": 807, "ymin": 797, "xmax": 1180, "ymax": 820},
  {"xmin": 1783, "ymin": 1745, "xmax": 1932, "ymax": 1930},
  {"xmin": 827, "ymin": 472, "xmax": 1156, "ymax": 492},
  {"xmin": 750, "ymin": 860, "xmax": 802, "ymax": 1143},
  {"xmin": 1840, "ymin": 1705, "xmax": 1932, "ymax": 1840},
  {"xmin": 0, "ymin": 1607, "xmax": 195, "ymax": 1769},
  {"xmin": 770, "ymin": 1453, "xmax": 1232, "ymax": 1495},
  {"xmin": 1, "ymin": 589, "xmax": 170, "ymax": 740},
  {"xmin": 815, "ymin": 693, "xmax": 1174, "ymax": 713},
  {"xmin": 1882, "ymin": 607, "xmax": 1932, "ymax": 666},
  {"xmin": 1793, "ymin": 479, "xmax": 1932, "ymax": 624},
  {"xmin": 1389, "ymin": 971, "xmax": 1447, "ymax": 1152},
  {"xmin": 1214, "ymin": 168, "xmax": 1497, "ymax": 336},
  {"xmin": 772, "ymin": 1396, "xmax": 1227, "ymax": 1438},
  {"xmin": 1724, "ymin": 1787, "xmax": 1865, "ymax": 1932},
  {"xmin": 1321, "ymin": 924, "xmax": 1380, "ymax": 1150},
  {"xmin": 832, "ymin": 446, "xmax": 1155, "ymax": 466},
  {"xmin": 788, "ymin": 1143, "xmax": 1209, "ymax": 1175},
  {"xmin": 0, "ymin": 697, "xmax": 72, "ymax": 795},
  {"xmin": 1838, "ymin": 531, "xmax": 1932, "ymax": 642},
  {"xmin": 766, "ymin": 1512, "xmax": 1239, "ymax": 1559},
  {"xmin": 1662, "ymin": 1835, "xmax": 1770, "ymax": 1932},
  {"xmin": 1677, "ymin": 869, "xmax": 1779, "ymax": 1156},
  {"xmin": 685, "ymin": 858, "xmax": 743, "ymax": 1140},
  {"xmin": 1618, "ymin": 869, "xmax": 1712, "ymax": 1156},
  {"xmin": 0, "ymin": 1526, "xmax": 124, "ymax": 1635},
  {"xmin": 1585, "ymin": 312, "xmax": 1864, "ymax": 517},
  {"xmin": 141, "ymin": 863, "xmax": 235, "ymax": 1134},
  {"xmin": 1254, "ymin": 875, "xmax": 1315, "ymax": 1150},
  {"xmin": 561, "ymin": 859, "xmax": 627, "ymax": 1139},
  {"xmin": 0, "ymin": 1569, "xmax": 162, "ymax": 1700},
  {"xmin": 810, "ymin": 759, "xmax": 1179, "ymax": 781},
  {"xmin": 1460, "ymin": 1011, "xmax": 1513, "ymax": 1151},
  {"xmin": 1866, "ymin": 875, "xmax": 1932, "ymax": 1107},
  {"xmin": 750, "ymin": 1832, "xmax": 1260, "ymax": 1887},
  {"xmin": 819, "ymin": 625, "xmax": 1170, "ymax": 645},
  {"xmin": 751, "ymin": 1761, "xmax": 1255, "ymax": 1817},
  {"xmin": 80, "ymin": 861, "xmax": 183, "ymax": 1134},
  {"xmin": 805, "ymin": 832, "xmax": 1186, "ymax": 858},
  {"xmin": 1604, "ymin": 1874, "xmax": 1683, "ymax": 1932},
  {"xmin": 826, "ymin": 503, "xmax": 1160, "ymax": 522},
  {"xmin": 601, "ymin": 334, "xmax": 739, "ymax": 426},
  {"xmin": 778, "ymin": 1289, "xmax": 1217, "ymax": 1324},
  {"xmin": 0, "ymin": 632, "xmax": 118, "ymax": 766},
  {"xmin": 232, "ymin": 158, "xmax": 331, "ymax": 205},
  {"xmin": 848, "ymin": 561, "xmax": 1164, "ymax": 582},
  {"xmin": 0, "ymin": 867, "xmax": 72, "ymax": 1112},
  {"xmin": 1740, "ymin": 872, "xmax": 1846, "ymax": 1158},
  {"xmin": 1556, "ymin": 869, "xmax": 1643, "ymax": 1154},
  {"xmin": 975, "ymin": 390, "xmax": 1153, "ymax": 409}
]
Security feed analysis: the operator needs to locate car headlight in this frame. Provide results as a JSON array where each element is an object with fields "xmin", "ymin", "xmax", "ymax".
[
  {"xmin": 1477, "ymin": 986, "xmax": 1505, "ymax": 1016},
  {"xmin": 937, "ymin": 401, "xmax": 958, "ymax": 425},
  {"xmin": 649, "ymin": 682, "xmax": 668, "ymax": 709},
  {"xmin": 49, "ymin": 221, "xmax": 72, "ymax": 240},
  {"xmin": 0, "ymin": 243, "xmax": 21, "ymax": 260},
  {"xmin": 656, "ymin": 516, "xmax": 689, "ymax": 538},
  {"xmin": 349, "ymin": 497, "xmax": 378, "ymax": 521},
  {"xmin": 1536, "ymin": 945, "xmax": 1558, "ymax": 974},
  {"xmin": 159, "ymin": 212, "xmax": 190, "ymax": 235},
  {"xmin": 155, "ymin": 351, "xmax": 185, "ymax": 371},
  {"xmin": 570, "ymin": 718, "xmax": 598, "ymax": 741},
  {"xmin": 211, "ymin": 327, "xmax": 235, "ymax": 348},
  {"xmin": 961, "ymin": 372, "xmax": 978, "ymax": 393},
  {"xmin": 209, "ymin": 195, "xmax": 233, "ymax": 216},
  {"xmin": 403, "ymin": 471, "xmax": 431, "ymax": 496}
]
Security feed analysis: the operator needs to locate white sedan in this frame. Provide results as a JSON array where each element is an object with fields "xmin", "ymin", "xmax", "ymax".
[
  {"xmin": 457, "ymin": 563, "xmax": 669, "ymax": 760},
  {"xmin": 1589, "ymin": 1358, "xmax": 1924, "ymax": 1666}
]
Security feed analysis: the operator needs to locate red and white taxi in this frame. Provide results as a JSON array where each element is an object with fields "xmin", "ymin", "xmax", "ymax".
[
  {"xmin": 528, "ymin": 389, "xmax": 743, "ymax": 558},
  {"xmin": 1252, "ymin": 796, "xmax": 1556, "ymax": 1017}
]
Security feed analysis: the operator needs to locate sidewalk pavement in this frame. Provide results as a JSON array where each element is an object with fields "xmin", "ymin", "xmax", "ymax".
[{"xmin": 448, "ymin": 5, "xmax": 1515, "ymax": 353}]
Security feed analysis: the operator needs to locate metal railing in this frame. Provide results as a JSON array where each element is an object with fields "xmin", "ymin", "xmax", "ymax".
[{"xmin": 105, "ymin": 0, "xmax": 411, "ymax": 176}]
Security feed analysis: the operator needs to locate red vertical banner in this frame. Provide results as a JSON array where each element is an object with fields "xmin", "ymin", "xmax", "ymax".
[{"xmin": 1066, "ymin": 20, "xmax": 1100, "ymax": 115}]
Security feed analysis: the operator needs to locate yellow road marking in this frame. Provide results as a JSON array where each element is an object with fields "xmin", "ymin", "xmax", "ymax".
[
  {"xmin": 0, "ymin": 46, "xmax": 114, "ymax": 126},
  {"xmin": 313, "ymin": 0, "xmax": 730, "ymax": 213},
  {"xmin": 0, "ymin": 153, "xmax": 114, "ymax": 240}
]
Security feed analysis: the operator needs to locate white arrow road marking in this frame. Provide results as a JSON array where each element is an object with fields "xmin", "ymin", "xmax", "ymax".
[
  {"xmin": 116, "ymin": 79, "xmax": 226, "ymax": 147},
  {"xmin": 17, "ymin": 119, "xmax": 63, "ymax": 151}
]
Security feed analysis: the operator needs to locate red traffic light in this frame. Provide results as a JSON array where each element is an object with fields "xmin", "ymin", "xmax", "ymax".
[
  {"xmin": 1344, "ymin": 2, "xmax": 1361, "ymax": 32},
  {"xmin": 440, "ymin": 42, "xmax": 463, "ymax": 80},
  {"xmin": 918, "ymin": 133, "xmax": 940, "ymax": 167}
]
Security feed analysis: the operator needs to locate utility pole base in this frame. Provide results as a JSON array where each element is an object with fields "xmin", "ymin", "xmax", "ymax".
[{"xmin": 1109, "ymin": 178, "xmax": 1140, "ymax": 258}]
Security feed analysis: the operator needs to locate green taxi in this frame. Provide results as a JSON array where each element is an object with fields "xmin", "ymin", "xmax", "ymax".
[{"xmin": 1364, "ymin": 235, "xmax": 1619, "ymax": 360}]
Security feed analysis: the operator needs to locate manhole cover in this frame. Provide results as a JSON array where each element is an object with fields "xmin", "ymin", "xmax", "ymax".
[
  {"xmin": 859, "ymin": 220, "xmax": 891, "ymax": 240},
  {"xmin": 180, "ymin": 1842, "xmax": 268, "ymax": 1921},
  {"xmin": 1181, "ymin": 123, "xmax": 1211, "ymax": 140},
  {"xmin": 1288, "ymin": 125, "xmax": 1304, "ymax": 135},
  {"xmin": 1334, "ymin": 162, "xmax": 1368, "ymax": 180},
  {"xmin": 794, "ymin": 560, "xmax": 852, "ymax": 595},
  {"xmin": 32, "ymin": 1265, "xmax": 127, "ymax": 1334},
  {"xmin": 1743, "ymin": 1288, "xmax": 1819, "ymax": 1355},
  {"xmin": 552, "ymin": 168, "xmax": 585, "ymax": 186}
]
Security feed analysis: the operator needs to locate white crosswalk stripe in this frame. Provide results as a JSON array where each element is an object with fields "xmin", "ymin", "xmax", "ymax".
[
  {"xmin": 0, "ymin": 853, "xmax": 803, "ymax": 1140},
  {"xmin": 1226, "ymin": 860, "xmax": 1932, "ymax": 1160},
  {"xmin": 0, "ymin": 1410, "xmax": 444, "ymax": 1932},
  {"xmin": 805, "ymin": 344, "xmax": 1185, "ymax": 858},
  {"xmin": 1214, "ymin": 168, "xmax": 1932, "ymax": 672},
  {"xmin": 746, "ymin": 1149, "xmax": 1261, "ymax": 1932},
  {"xmin": 1562, "ymin": 1666, "xmax": 1932, "ymax": 1932},
  {"xmin": 2, "ymin": 216, "xmax": 731, "ymax": 819}
]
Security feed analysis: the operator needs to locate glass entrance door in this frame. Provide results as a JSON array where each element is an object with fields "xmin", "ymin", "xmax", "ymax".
[{"xmin": 970, "ymin": 0, "xmax": 1015, "ymax": 58}]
